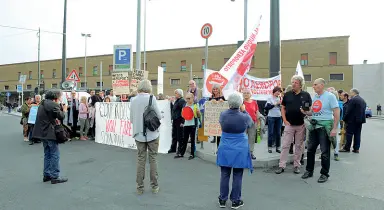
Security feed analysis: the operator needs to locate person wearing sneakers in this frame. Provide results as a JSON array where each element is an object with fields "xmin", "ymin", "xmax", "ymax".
[
  {"xmin": 300, "ymin": 78, "xmax": 340, "ymax": 183},
  {"xmin": 78, "ymin": 96, "xmax": 90, "ymax": 140},
  {"xmin": 216, "ymin": 93, "xmax": 253, "ymax": 209},
  {"xmin": 275, "ymin": 75, "xmax": 311, "ymax": 175}
]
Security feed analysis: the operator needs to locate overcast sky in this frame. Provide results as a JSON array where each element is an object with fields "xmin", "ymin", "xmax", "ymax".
[{"xmin": 0, "ymin": 0, "xmax": 382, "ymax": 66}]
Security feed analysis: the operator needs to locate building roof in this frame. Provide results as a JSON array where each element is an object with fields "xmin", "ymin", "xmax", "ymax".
[{"xmin": 0, "ymin": 35, "xmax": 349, "ymax": 67}]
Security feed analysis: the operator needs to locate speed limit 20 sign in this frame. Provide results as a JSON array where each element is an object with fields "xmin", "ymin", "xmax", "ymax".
[{"xmin": 201, "ymin": 23, "xmax": 213, "ymax": 39}]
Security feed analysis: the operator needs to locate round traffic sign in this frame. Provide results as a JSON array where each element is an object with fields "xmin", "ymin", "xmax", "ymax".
[{"xmin": 201, "ymin": 23, "xmax": 213, "ymax": 39}]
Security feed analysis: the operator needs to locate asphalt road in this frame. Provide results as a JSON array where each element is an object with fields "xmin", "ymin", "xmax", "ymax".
[{"xmin": 1, "ymin": 112, "xmax": 383, "ymax": 210}]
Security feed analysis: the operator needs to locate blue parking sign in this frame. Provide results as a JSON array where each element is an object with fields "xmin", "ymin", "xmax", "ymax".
[
  {"xmin": 17, "ymin": 85, "xmax": 22, "ymax": 93},
  {"xmin": 113, "ymin": 45, "xmax": 132, "ymax": 71},
  {"xmin": 6, "ymin": 92, "xmax": 11, "ymax": 97}
]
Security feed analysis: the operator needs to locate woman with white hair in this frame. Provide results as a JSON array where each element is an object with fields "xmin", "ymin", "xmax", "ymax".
[
  {"xmin": 209, "ymin": 84, "xmax": 225, "ymax": 147},
  {"xmin": 169, "ymin": 89, "xmax": 186, "ymax": 156},
  {"xmin": 130, "ymin": 80, "xmax": 161, "ymax": 194},
  {"xmin": 242, "ymin": 88, "xmax": 258, "ymax": 160},
  {"xmin": 216, "ymin": 92, "xmax": 253, "ymax": 209}
]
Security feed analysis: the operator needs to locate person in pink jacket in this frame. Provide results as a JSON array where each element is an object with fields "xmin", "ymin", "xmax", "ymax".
[{"xmin": 78, "ymin": 96, "xmax": 90, "ymax": 140}]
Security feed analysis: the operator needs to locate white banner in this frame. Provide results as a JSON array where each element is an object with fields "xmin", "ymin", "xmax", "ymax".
[
  {"xmin": 157, "ymin": 66, "xmax": 164, "ymax": 94},
  {"xmin": 239, "ymin": 74, "xmax": 282, "ymax": 101},
  {"xmin": 204, "ymin": 16, "xmax": 262, "ymax": 98},
  {"xmin": 95, "ymin": 101, "xmax": 172, "ymax": 154},
  {"xmin": 202, "ymin": 69, "xmax": 217, "ymax": 97}
]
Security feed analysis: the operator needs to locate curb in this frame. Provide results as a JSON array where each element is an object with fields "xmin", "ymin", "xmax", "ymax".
[{"xmin": 191, "ymin": 146, "xmax": 319, "ymax": 169}]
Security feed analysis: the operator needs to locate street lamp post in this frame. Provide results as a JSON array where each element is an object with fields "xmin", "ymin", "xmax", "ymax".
[
  {"xmin": 37, "ymin": 28, "xmax": 41, "ymax": 93},
  {"xmin": 143, "ymin": 0, "xmax": 148, "ymax": 71},
  {"xmin": 81, "ymin": 33, "xmax": 91, "ymax": 90},
  {"xmin": 136, "ymin": 0, "xmax": 141, "ymax": 70},
  {"xmin": 231, "ymin": 0, "xmax": 248, "ymax": 40}
]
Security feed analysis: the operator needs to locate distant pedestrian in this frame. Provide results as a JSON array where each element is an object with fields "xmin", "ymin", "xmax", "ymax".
[
  {"xmin": 377, "ymin": 104, "xmax": 381, "ymax": 115},
  {"xmin": 216, "ymin": 92, "xmax": 253, "ymax": 209},
  {"xmin": 130, "ymin": 80, "xmax": 161, "ymax": 195}
]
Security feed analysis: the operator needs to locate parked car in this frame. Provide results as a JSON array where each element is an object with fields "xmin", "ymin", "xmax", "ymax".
[{"xmin": 365, "ymin": 106, "xmax": 372, "ymax": 118}]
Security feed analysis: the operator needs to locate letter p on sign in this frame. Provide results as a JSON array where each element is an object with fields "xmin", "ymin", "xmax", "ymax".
[{"xmin": 119, "ymin": 50, "xmax": 127, "ymax": 60}]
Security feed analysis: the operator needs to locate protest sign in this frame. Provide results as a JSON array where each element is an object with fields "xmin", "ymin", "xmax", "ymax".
[
  {"xmin": 203, "ymin": 101, "xmax": 229, "ymax": 136},
  {"xmin": 112, "ymin": 72, "xmax": 130, "ymax": 95},
  {"xmin": 27, "ymin": 105, "xmax": 39, "ymax": 124},
  {"xmin": 239, "ymin": 74, "xmax": 281, "ymax": 101},
  {"xmin": 130, "ymin": 69, "xmax": 149, "ymax": 92},
  {"xmin": 95, "ymin": 101, "xmax": 172, "ymax": 153}
]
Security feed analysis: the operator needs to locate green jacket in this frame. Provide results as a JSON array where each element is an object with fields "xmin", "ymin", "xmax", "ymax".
[
  {"xmin": 308, "ymin": 120, "xmax": 337, "ymax": 147},
  {"xmin": 21, "ymin": 103, "xmax": 30, "ymax": 119}
]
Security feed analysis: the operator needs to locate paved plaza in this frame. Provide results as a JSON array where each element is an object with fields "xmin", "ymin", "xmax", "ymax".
[{"xmin": 1, "ymin": 111, "xmax": 384, "ymax": 210}]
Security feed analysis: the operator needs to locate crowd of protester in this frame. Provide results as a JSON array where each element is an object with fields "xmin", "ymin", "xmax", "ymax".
[{"xmin": 17, "ymin": 75, "xmax": 367, "ymax": 209}]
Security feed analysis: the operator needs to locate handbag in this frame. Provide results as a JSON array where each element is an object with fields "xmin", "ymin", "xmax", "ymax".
[{"xmin": 42, "ymin": 102, "xmax": 70, "ymax": 144}]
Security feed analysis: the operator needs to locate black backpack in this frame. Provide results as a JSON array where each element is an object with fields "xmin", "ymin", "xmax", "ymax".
[{"xmin": 143, "ymin": 95, "xmax": 161, "ymax": 136}]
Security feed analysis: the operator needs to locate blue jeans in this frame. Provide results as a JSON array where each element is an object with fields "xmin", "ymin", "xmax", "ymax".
[
  {"xmin": 219, "ymin": 167, "xmax": 244, "ymax": 202},
  {"xmin": 43, "ymin": 140, "xmax": 60, "ymax": 178},
  {"xmin": 267, "ymin": 117, "xmax": 282, "ymax": 148}
]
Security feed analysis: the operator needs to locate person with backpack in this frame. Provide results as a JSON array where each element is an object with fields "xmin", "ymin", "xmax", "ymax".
[
  {"xmin": 178, "ymin": 93, "xmax": 201, "ymax": 160},
  {"xmin": 130, "ymin": 80, "xmax": 162, "ymax": 195}
]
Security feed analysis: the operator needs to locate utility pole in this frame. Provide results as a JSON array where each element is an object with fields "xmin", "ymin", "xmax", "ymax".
[
  {"xmin": 61, "ymin": 0, "xmax": 68, "ymax": 86},
  {"xmin": 136, "ymin": 0, "xmax": 141, "ymax": 70},
  {"xmin": 143, "ymin": 0, "xmax": 147, "ymax": 71},
  {"xmin": 244, "ymin": 0, "xmax": 248, "ymax": 40},
  {"xmin": 81, "ymin": 33, "xmax": 91, "ymax": 90},
  {"xmin": 269, "ymin": 0, "xmax": 281, "ymax": 77},
  {"xmin": 37, "ymin": 27, "xmax": 41, "ymax": 92}
]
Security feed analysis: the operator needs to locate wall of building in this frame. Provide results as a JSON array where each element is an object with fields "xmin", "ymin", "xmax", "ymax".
[
  {"xmin": 353, "ymin": 63, "xmax": 384, "ymax": 108},
  {"xmin": 0, "ymin": 36, "xmax": 352, "ymax": 97}
]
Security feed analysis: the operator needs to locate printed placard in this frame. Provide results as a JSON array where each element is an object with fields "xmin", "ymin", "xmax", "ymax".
[
  {"xmin": 204, "ymin": 101, "xmax": 229, "ymax": 136},
  {"xmin": 112, "ymin": 72, "xmax": 130, "ymax": 95},
  {"xmin": 27, "ymin": 105, "xmax": 39, "ymax": 124}
]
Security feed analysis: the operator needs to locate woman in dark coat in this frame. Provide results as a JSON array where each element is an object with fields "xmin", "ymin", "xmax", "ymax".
[{"xmin": 32, "ymin": 89, "xmax": 68, "ymax": 184}]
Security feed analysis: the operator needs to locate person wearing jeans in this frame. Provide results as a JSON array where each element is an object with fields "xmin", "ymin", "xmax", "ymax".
[
  {"xmin": 275, "ymin": 76, "xmax": 312, "ymax": 175},
  {"xmin": 265, "ymin": 86, "xmax": 283, "ymax": 153},
  {"xmin": 242, "ymin": 88, "xmax": 258, "ymax": 160},
  {"xmin": 301, "ymin": 78, "xmax": 340, "ymax": 183},
  {"xmin": 32, "ymin": 89, "xmax": 68, "ymax": 184},
  {"xmin": 217, "ymin": 93, "xmax": 253, "ymax": 209}
]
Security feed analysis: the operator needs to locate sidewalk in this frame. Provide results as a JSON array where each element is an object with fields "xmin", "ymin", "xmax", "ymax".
[{"xmin": 193, "ymin": 135, "xmax": 306, "ymax": 169}]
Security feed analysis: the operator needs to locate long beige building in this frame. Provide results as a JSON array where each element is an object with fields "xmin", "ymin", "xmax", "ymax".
[{"xmin": 0, "ymin": 35, "xmax": 352, "ymax": 101}]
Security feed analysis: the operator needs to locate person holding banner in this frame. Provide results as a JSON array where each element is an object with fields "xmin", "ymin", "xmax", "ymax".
[
  {"xmin": 130, "ymin": 80, "xmax": 161, "ymax": 195},
  {"xmin": 28, "ymin": 95, "xmax": 42, "ymax": 145},
  {"xmin": 209, "ymin": 84, "xmax": 225, "ymax": 147},
  {"xmin": 242, "ymin": 88, "xmax": 258, "ymax": 160}
]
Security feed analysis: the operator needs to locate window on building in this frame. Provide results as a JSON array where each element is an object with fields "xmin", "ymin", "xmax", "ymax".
[
  {"xmin": 329, "ymin": 52, "xmax": 337, "ymax": 65},
  {"xmin": 15, "ymin": 85, "xmax": 17, "ymax": 90},
  {"xmin": 28, "ymin": 71, "xmax": 32, "ymax": 79},
  {"xmin": 51, "ymin": 83, "xmax": 58, "ymax": 89},
  {"xmin": 78, "ymin": 67, "xmax": 83, "ymax": 76},
  {"xmin": 26, "ymin": 85, "xmax": 32, "ymax": 90},
  {"xmin": 193, "ymin": 77, "xmax": 204, "ymax": 86},
  {"xmin": 141, "ymin": 63, "xmax": 147, "ymax": 70},
  {"xmin": 52, "ymin": 69, "xmax": 57, "ymax": 78},
  {"xmin": 329, "ymin": 73, "xmax": 343, "ymax": 81},
  {"xmin": 170, "ymin": 79, "xmax": 181, "ymax": 86},
  {"xmin": 304, "ymin": 74, "xmax": 312, "ymax": 82},
  {"xmin": 251, "ymin": 56, "xmax": 255, "ymax": 67},
  {"xmin": 93, "ymin": 66, "xmax": 98, "ymax": 76},
  {"xmin": 39, "ymin": 83, "xmax": 45, "ymax": 89},
  {"xmin": 96, "ymin": 82, "xmax": 103, "ymax": 87},
  {"xmin": 180, "ymin": 60, "xmax": 187, "ymax": 71},
  {"xmin": 151, "ymin": 80, "xmax": 158, "ymax": 85},
  {"xmin": 18, "ymin": 72, "xmax": 21, "ymax": 80},
  {"xmin": 40, "ymin": 70, "xmax": 44, "ymax": 79},
  {"xmin": 224, "ymin": 58, "xmax": 229, "ymax": 64},
  {"xmin": 4, "ymin": 85, "xmax": 9, "ymax": 90},
  {"xmin": 202, "ymin": 59, "xmax": 205, "ymax": 71},
  {"xmin": 108, "ymin": 65, "xmax": 113, "ymax": 75},
  {"xmin": 81, "ymin": 82, "xmax": 86, "ymax": 88},
  {"xmin": 300, "ymin": 53, "xmax": 308, "ymax": 66},
  {"xmin": 161, "ymin": 62, "xmax": 166, "ymax": 72}
]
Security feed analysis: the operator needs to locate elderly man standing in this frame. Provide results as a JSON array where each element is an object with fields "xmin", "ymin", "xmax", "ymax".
[
  {"xmin": 275, "ymin": 75, "xmax": 312, "ymax": 175},
  {"xmin": 301, "ymin": 78, "xmax": 340, "ymax": 183},
  {"xmin": 340, "ymin": 88, "xmax": 366, "ymax": 153},
  {"xmin": 187, "ymin": 80, "xmax": 199, "ymax": 103},
  {"xmin": 130, "ymin": 80, "xmax": 161, "ymax": 195}
]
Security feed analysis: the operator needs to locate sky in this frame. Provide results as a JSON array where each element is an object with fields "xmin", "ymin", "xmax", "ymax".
[{"xmin": 0, "ymin": 0, "xmax": 382, "ymax": 66}]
